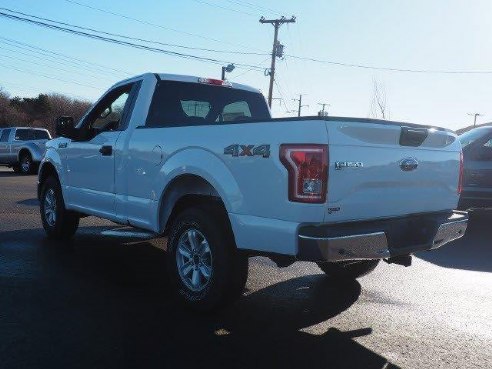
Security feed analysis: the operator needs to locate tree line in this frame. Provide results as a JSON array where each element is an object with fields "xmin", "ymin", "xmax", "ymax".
[{"xmin": 0, "ymin": 87, "xmax": 92, "ymax": 135}]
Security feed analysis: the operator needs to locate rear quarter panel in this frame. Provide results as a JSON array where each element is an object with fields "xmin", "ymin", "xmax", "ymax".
[{"xmin": 126, "ymin": 120, "xmax": 330, "ymax": 231}]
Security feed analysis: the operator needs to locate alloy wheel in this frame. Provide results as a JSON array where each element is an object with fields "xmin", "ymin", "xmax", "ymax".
[
  {"xmin": 176, "ymin": 228, "xmax": 213, "ymax": 292},
  {"xmin": 43, "ymin": 188, "xmax": 57, "ymax": 227}
]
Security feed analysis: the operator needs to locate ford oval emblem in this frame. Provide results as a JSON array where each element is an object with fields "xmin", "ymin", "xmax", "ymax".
[{"xmin": 399, "ymin": 157, "xmax": 419, "ymax": 171}]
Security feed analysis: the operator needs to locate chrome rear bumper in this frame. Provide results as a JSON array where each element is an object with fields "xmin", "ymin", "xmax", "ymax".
[{"xmin": 297, "ymin": 211, "xmax": 468, "ymax": 262}]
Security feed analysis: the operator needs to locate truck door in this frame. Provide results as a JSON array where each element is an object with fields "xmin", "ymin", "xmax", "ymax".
[
  {"xmin": 0, "ymin": 128, "xmax": 11, "ymax": 163},
  {"xmin": 64, "ymin": 83, "xmax": 136, "ymax": 219}
]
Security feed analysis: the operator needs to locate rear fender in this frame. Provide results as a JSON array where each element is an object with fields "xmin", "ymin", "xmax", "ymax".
[
  {"xmin": 155, "ymin": 148, "xmax": 243, "ymax": 232},
  {"xmin": 17, "ymin": 143, "xmax": 44, "ymax": 162}
]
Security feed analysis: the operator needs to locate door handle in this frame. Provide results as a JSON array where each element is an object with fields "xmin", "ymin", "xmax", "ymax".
[{"xmin": 99, "ymin": 145, "xmax": 113, "ymax": 156}]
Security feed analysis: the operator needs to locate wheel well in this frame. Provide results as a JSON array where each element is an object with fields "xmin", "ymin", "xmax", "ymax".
[
  {"xmin": 39, "ymin": 162, "xmax": 58, "ymax": 183},
  {"xmin": 18, "ymin": 148, "xmax": 31, "ymax": 161},
  {"xmin": 159, "ymin": 174, "xmax": 225, "ymax": 234},
  {"xmin": 38, "ymin": 162, "xmax": 59, "ymax": 199}
]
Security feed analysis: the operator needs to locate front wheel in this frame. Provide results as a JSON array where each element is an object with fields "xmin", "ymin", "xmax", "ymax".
[
  {"xmin": 40, "ymin": 176, "xmax": 79, "ymax": 240},
  {"xmin": 317, "ymin": 260, "xmax": 380, "ymax": 280},
  {"xmin": 167, "ymin": 204, "xmax": 248, "ymax": 311}
]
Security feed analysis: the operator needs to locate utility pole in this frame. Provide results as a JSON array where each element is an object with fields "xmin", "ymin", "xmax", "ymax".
[
  {"xmin": 468, "ymin": 112, "xmax": 483, "ymax": 127},
  {"xmin": 260, "ymin": 16, "xmax": 296, "ymax": 108},
  {"xmin": 293, "ymin": 94, "xmax": 308, "ymax": 117},
  {"xmin": 318, "ymin": 103, "xmax": 330, "ymax": 116}
]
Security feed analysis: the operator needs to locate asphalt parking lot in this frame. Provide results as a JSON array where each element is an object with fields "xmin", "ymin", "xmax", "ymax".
[{"xmin": 0, "ymin": 167, "xmax": 491, "ymax": 369}]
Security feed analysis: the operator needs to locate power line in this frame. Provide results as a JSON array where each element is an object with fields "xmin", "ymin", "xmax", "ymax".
[
  {"xmin": 0, "ymin": 51, "xmax": 111, "ymax": 84},
  {"xmin": 0, "ymin": 43, "xmax": 121, "ymax": 81},
  {"xmin": 190, "ymin": 0, "xmax": 257, "ymax": 17},
  {"xmin": 273, "ymin": 79, "xmax": 293, "ymax": 113},
  {"xmin": 0, "ymin": 8, "xmax": 265, "ymax": 71},
  {"xmin": 286, "ymin": 54, "xmax": 492, "ymax": 74},
  {"xmin": 62, "ymin": 0, "xmax": 264, "ymax": 51},
  {"xmin": 0, "ymin": 79, "xmax": 91, "ymax": 100},
  {"xmin": 233, "ymin": 57, "xmax": 270, "ymax": 78},
  {"xmin": 1, "ymin": 7, "xmax": 268, "ymax": 57},
  {"xmin": 0, "ymin": 61, "xmax": 100, "ymax": 89},
  {"xmin": 226, "ymin": 0, "xmax": 285, "ymax": 15},
  {"xmin": 0, "ymin": 36, "xmax": 130, "ymax": 76}
]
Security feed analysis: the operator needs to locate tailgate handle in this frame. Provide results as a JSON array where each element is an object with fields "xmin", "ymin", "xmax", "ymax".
[{"xmin": 399, "ymin": 126, "xmax": 428, "ymax": 147}]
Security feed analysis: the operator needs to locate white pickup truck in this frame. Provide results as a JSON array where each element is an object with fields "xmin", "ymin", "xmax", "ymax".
[{"xmin": 38, "ymin": 73, "xmax": 467, "ymax": 310}]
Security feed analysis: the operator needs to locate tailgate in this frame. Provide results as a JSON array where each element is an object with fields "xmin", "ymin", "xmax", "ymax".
[{"xmin": 325, "ymin": 121, "xmax": 461, "ymax": 223}]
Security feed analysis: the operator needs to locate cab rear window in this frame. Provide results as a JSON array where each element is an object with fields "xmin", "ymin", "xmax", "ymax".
[
  {"xmin": 145, "ymin": 80, "xmax": 270, "ymax": 127},
  {"xmin": 34, "ymin": 130, "xmax": 50, "ymax": 140},
  {"xmin": 15, "ymin": 129, "xmax": 50, "ymax": 140}
]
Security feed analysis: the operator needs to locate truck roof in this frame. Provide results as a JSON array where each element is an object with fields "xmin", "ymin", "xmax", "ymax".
[{"xmin": 113, "ymin": 72, "xmax": 262, "ymax": 94}]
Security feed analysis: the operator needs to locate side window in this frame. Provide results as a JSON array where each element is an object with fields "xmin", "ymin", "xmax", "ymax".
[
  {"xmin": 219, "ymin": 101, "xmax": 252, "ymax": 122},
  {"xmin": 15, "ymin": 129, "xmax": 29, "ymax": 141},
  {"xmin": 80, "ymin": 83, "xmax": 135, "ymax": 138},
  {"xmin": 90, "ymin": 91, "xmax": 130, "ymax": 131},
  {"xmin": 0, "ymin": 129, "xmax": 10, "ymax": 142}
]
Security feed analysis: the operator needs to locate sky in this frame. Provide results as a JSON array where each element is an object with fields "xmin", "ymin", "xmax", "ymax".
[{"xmin": 0, "ymin": 0, "xmax": 491, "ymax": 130}]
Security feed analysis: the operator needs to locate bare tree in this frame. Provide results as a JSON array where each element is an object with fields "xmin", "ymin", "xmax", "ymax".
[
  {"xmin": 0, "ymin": 88, "xmax": 27, "ymax": 127},
  {"xmin": 0, "ymin": 87, "xmax": 91, "ymax": 134},
  {"xmin": 370, "ymin": 79, "xmax": 389, "ymax": 120}
]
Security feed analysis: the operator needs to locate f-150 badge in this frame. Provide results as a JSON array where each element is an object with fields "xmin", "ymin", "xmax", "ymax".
[
  {"xmin": 224, "ymin": 144, "xmax": 270, "ymax": 158},
  {"xmin": 335, "ymin": 161, "xmax": 363, "ymax": 170}
]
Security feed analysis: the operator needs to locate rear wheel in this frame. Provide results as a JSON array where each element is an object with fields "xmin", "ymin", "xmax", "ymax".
[
  {"xmin": 167, "ymin": 203, "xmax": 248, "ymax": 311},
  {"xmin": 317, "ymin": 260, "xmax": 380, "ymax": 280},
  {"xmin": 19, "ymin": 152, "xmax": 35, "ymax": 174},
  {"xmin": 40, "ymin": 176, "xmax": 79, "ymax": 240}
]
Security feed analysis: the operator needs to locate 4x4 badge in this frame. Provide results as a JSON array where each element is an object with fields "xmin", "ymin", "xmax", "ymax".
[{"xmin": 224, "ymin": 144, "xmax": 270, "ymax": 158}]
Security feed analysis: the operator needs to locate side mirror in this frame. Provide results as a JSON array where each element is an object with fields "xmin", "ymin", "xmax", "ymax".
[{"xmin": 55, "ymin": 116, "xmax": 75, "ymax": 138}]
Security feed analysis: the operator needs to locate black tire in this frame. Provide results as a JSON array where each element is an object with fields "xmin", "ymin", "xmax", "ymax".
[
  {"xmin": 12, "ymin": 165, "xmax": 21, "ymax": 173},
  {"xmin": 19, "ymin": 152, "xmax": 35, "ymax": 175},
  {"xmin": 167, "ymin": 203, "xmax": 248, "ymax": 311},
  {"xmin": 317, "ymin": 260, "xmax": 380, "ymax": 280},
  {"xmin": 40, "ymin": 176, "xmax": 79, "ymax": 240}
]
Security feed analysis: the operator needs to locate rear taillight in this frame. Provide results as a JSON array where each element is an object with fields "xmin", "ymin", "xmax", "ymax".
[
  {"xmin": 280, "ymin": 144, "xmax": 328, "ymax": 203},
  {"xmin": 458, "ymin": 150, "xmax": 464, "ymax": 194}
]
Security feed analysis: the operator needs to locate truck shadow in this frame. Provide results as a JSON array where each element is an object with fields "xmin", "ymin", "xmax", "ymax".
[
  {"xmin": 0, "ymin": 170, "xmax": 35, "ymax": 177},
  {"xmin": 416, "ymin": 210, "xmax": 492, "ymax": 272},
  {"xmin": 0, "ymin": 226, "xmax": 399, "ymax": 369},
  {"xmin": 16, "ymin": 198, "xmax": 39, "ymax": 206}
]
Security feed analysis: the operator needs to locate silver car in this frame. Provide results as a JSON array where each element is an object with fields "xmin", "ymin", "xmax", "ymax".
[{"xmin": 0, "ymin": 127, "xmax": 52, "ymax": 174}]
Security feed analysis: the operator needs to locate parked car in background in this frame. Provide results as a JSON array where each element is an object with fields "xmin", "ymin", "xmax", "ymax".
[
  {"xmin": 458, "ymin": 126, "xmax": 492, "ymax": 209},
  {"xmin": 0, "ymin": 127, "xmax": 52, "ymax": 174}
]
